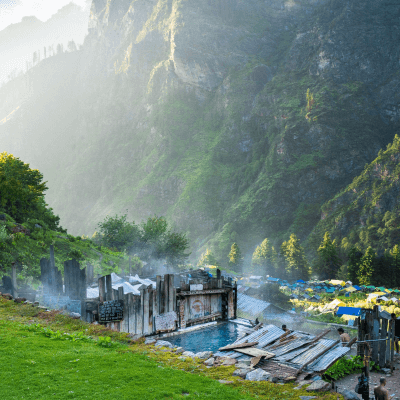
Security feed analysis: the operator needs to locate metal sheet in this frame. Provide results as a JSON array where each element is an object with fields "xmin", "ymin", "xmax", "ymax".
[
  {"xmin": 235, "ymin": 348, "xmax": 275, "ymax": 357},
  {"xmin": 290, "ymin": 338, "xmax": 337, "ymax": 365},
  {"xmin": 308, "ymin": 345, "xmax": 350, "ymax": 371},
  {"xmin": 268, "ymin": 338, "xmax": 313, "ymax": 357}
]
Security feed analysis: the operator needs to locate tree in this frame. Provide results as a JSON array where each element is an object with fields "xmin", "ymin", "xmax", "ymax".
[
  {"xmin": 390, "ymin": 244, "xmax": 400, "ymax": 287},
  {"xmin": 197, "ymin": 248, "xmax": 219, "ymax": 267},
  {"xmin": 0, "ymin": 152, "xmax": 60, "ymax": 229},
  {"xmin": 56, "ymin": 43, "xmax": 63, "ymax": 54},
  {"xmin": 67, "ymin": 40, "xmax": 77, "ymax": 52},
  {"xmin": 358, "ymin": 247, "xmax": 376, "ymax": 286},
  {"xmin": 228, "ymin": 243, "xmax": 243, "ymax": 273},
  {"xmin": 33, "ymin": 51, "xmax": 37, "ymax": 65},
  {"xmin": 347, "ymin": 247, "xmax": 363, "ymax": 284},
  {"xmin": 96, "ymin": 214, "xmax": 189, "ymax": 267},
  {"xmin": 312, "ymin": 232, "xmax": 341, "ymax": 279},
  {"xmin": 252, "ymin": 238, "xmax": 275, "ymax": 276},
  {"xmin": 281, "ymin": 234, "xmax": 309, "ymax": 281},
  {"xmin": 44, "ymin": 46, "xmax": 47, "ymax": 58}
]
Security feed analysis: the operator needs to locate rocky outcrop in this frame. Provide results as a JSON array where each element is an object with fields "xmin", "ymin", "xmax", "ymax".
[{"xmin": 1, "ymin": 0, "xmax": 399, "ymax": 263}]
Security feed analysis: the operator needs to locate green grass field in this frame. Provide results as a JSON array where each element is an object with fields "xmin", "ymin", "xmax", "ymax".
[{"xmin": 0, "ymin": 297, "xmax": 343, "ymax": 400}]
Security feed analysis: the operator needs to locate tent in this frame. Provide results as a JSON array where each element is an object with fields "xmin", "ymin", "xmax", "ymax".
[
  {"xmin": 353, "ymin": 285, "xmax": 362, "ymax": 291},
  {"xmin": 336, "ymin": 307, "xmax": 361, "ymax": 317},
  {"xmin": 345, "ymin": 286, "xmax": 358, "ymax": 292},
  {"xmin": 305, "ymin": 288, "xmax": 313, "ymax": 292},
  {"xmin": 385, "ymin": 289, "xmax": 392, "ymax": 293},
  {"xmin": 297, "ymin": 279, "xmax": 305, "ymax": 283},
  {"xmin": 376, "ymin": 287, "xmax": 386, "ymax": 292},
  {"xmin": 325, "ymin": 288, "xmax": 335, "ymax": 293},
  {"xmin": 394, "ymin": 289, "xmax": 400, "ymax": 293},
  {"xmin": 377, "ymin": 296, "xmax": 389, "ymax": 302},
  {"xmin": 325, "ymin": 299, "xmax": 345, "ymax": 310},
  {"xmin": 330, "ymin": 280, "xmax": 346, "ymax": 286}
]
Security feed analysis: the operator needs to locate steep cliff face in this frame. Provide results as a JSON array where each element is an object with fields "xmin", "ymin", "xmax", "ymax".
[{"xmin": 1, "ymin": 0, "xmax": 399, "ymax": 264}]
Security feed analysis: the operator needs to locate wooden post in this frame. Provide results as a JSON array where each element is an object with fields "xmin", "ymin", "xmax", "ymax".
[
  {"xmin": 121, "ymin": 293, "xmax": 129, "ymax": 333},
  {"xmin": 137, "ymin": 291, "xmax": 143, "ymax": 336},
  {"xmin": 386, "ymin": 319, "xmax": 392, "ymax": 367},
  {"xmin": 168, "ymin": 274, "xmax": 174, "ymax": 313},
  {"xmin": 390, "ymin": 321, "xmax": 395, "ymax": 373},
  {"xmin": 164, "ymin": 274, "xmax": 170, "ymax": 313},
  {"xmin": 11, "ymin": 263, "xmax": 18, "ymax": 298},
  {"xmin": 179, "ymin": 298, "xmax": 186, "ymax": 329},
  {"xmin": 152, "ymin": 289, "xmax": 158, "ymax": 323},
  {"xmin": 379, "ymin": 318, "xmax": 388, "ymax": 368},
  {"xmin": 372, "ymin": 306, "xmax": 380, "ymax": 364},
  {"xmin": 127, "ymin": 294, "xmax": 135, "ymax": 333},
  {"xmin": 118, "ymin": 286, "xmax": 124, "ymax": 300},
  {"xmin": 160, "ymin": 279, "xmax": 165, "ymax": 314},
  {"xmin": 98, "ymin": 276, "xmax": 105, "ymax": 303},
  {"xmin": 105, "ymin": 274, "xmax": 112, "ymax": 301},
  {"xmin": 148, "ymin": 287, "xmax": 153, "ymax": 334},
  {"xmin": 156, "ymin": 275, "xmax": 161, "ymax": 314}
]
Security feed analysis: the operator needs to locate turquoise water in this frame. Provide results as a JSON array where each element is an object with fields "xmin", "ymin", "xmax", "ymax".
[{"xmin": 167, "ymin": 322, "xmax": 240, "ymax": 353}]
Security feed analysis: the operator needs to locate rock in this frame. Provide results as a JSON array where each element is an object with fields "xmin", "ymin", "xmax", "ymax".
[
  {"xmin": 299, "ymin": 397, "xmax": 317, "ymax": 400},
  {"xmin": 182, "ymin": 351, "xmax": 195, "ymax": 358},
  {"xmin": 218, "ymin": 380, "xmax": 233, "ymax": 384},
  {"xmin": 222, "ymin": 358, "xmax": 237, "ymax": 366},
  {"xmin": 238, "ymin": 359, "xmax": 251, "ymax": 366},
  {"xmin": 155, "ymin": 340, "xmax": 174, "ymax": 349},
  {"xmin": 204, "ymin": 358, "xmax": 215, "ymax": 366},
  {"xmin": 2, "ymin": 293, "xmax": 13, "ymax": 300},
  {"xmin": 175, "ymin": 347, "xmax": 184, "ymax": 354},
  {"xmin": 306, "ymin": 380, "xmax": 331, "ymax": 392},
  {"xmin": 338, "ymin": 388, "xmax": 360, "ymax": 400},
  {"xmin": 236, "ymin": 362, "xmax": 251, "ymax": 369},
  {"xmin": 381, "ymin": 368, "xmax": 391, "ymax": 373},
  {"xmin": 269, "ymin": 376, "xmax": 279, "ymax": 383},
  {"xmin": 69, "ymin": 312, "xmax": 81, "ymax": 319},
  {"xmin": 195, "ymin": 351, "xmax": 213, "ymax": 359},
  {"xmin": 233, "ymin": 367, "xmax": 253, "ymax": 378},
  {"xmin": 14, "ymin": 297, "xmax": 26, "ymax": 304},
  {"xmin": 145, "ymin": 338, "xmax": 156, "ymax": 345},
  {"xmin": 245, "ymin": 368, "xmax": 271, "ymax": 382},
  {"xmin": 284, "ymin": 376, "xmax": 297, "ymax": 382}
]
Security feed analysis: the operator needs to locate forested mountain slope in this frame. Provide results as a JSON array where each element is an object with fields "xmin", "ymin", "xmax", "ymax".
[{"xmin": 1, "ymin": 0, "xmax": 400, "ymax": 265}]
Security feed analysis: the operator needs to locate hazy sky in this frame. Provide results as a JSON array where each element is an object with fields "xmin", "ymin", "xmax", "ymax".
[{"xmin": 0, "ymin": 0, "xmax": 90, "ymax": 31}]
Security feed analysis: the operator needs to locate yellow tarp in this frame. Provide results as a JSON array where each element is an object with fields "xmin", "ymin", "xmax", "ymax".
[
  {"xmin": 345, "ymin": 286, "xmax": 357, "ymax": 292},
  {"xmin": 330, "ymin": 280, "xmax": 346, "ymax": 286},
  {"xmin": 305, "ymin": 288, "xmax": 313, "ymax": 292},
  {"xmin": 325, "ymin": 299, "xmax": 345, "ymax": 309}
]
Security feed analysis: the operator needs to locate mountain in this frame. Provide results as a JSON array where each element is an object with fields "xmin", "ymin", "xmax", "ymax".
[
  {"xmin": 308, "ymin": 134, "xmax": 400, "ymax": 257},
  {"xmin": 1, "ymin": 0, "xmax": 400, "ymax": 266},
  {"xmin": 0, "ymin": 2, "xmax": 90, "ymax": 85}
]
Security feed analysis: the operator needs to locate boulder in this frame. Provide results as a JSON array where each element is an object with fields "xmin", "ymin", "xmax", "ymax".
[
  {"xmin": 14, "ymin": 297, "xmax": 27, "ymax": 304},
  {"xmin": 222, "ymin": 358, "xmax": 237, "ymax": 366},
  {"xmin": 182, "ymin": 351, "xmax": 196, "ymax": 358},
  {"xmin": 306, "ymin": 380, "xmax": 331, "ymax": 392},
  {"xmin": 145, "ymin": 338, "xmax": 156, "ymax": 345},
  {"xmin": 2, "ymin": 293, "xmax": 13, "ymax": 300},
  {"xmin": 204, "ymin": 358, "xmax": 215, "ymax": 366},
  {"xmin": 338, "ymin": 389, "xmax": 360, "ymax": 400},
  {"xmin": 195, "ymin": 351, "xmax": 213, "ymax": 359},
  {"xmin": 155, "ymin": 340, "xmax": 174, "ymax": 349},
  {"xmin": 69, "ymin": 312, "xmax": 81, "ymax": 319},
  {"xmin": 245, "ymin": 368, "xmax": 271, "ymax": 382},
  {"xmin": 233, "ymin": 367, "xmax": 252, "ymax": 378},
  {"xmin": 175, "ymin": 347, "xmax": 184, "ymax": 354},
  {"xmin": 299, "ymin": 397, "xmax": 317, "ymax": 400}
]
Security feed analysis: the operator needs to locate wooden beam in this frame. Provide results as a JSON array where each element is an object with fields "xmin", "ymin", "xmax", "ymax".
[
  {"xmin": 235, "ymin": 348, "xmax": 275, "ymax": 358},
  {"xmin": 218, "ymin": 341, "xmax": 259, "ymax": 352}
]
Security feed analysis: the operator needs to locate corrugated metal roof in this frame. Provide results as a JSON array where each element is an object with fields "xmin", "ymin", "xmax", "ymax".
[
  {"xmin": 266, "ymin": 338, "xmax": 312, "ymax": 357},
  {"xmin": 290, "ymin": 338, "xmax": 337, "ymax": 366},
  {"xmin": 308, "ymin": 345, "xmax": 350, "ymax": 371},
  {"xmin": 237, "ymin": 293, "xmax": 272, "ymax": 316}
]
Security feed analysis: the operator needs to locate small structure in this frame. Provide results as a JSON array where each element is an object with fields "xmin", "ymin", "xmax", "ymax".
[{"xmin": 237, "ymin": 293, "xmax": 286, "ymax": 319}]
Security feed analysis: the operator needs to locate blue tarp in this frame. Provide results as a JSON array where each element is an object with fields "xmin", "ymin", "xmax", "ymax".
[
  {"xmin": 297, "ymin": 280, "xmax": 305, "ymax": 283},
  {"xmin": 325, "ymin": 288, "xmax": 335, "ymax": 293},
  {"xmin": 267, "ymin": 277, "xmax": 280, "ymax": 282},
  {"xmin": 353, "ymin": 285, "xmax": 362, "ymax": 291},
  {"xmin": 336, "ymin": 307, "xmax": 362, "ymax": 317}
]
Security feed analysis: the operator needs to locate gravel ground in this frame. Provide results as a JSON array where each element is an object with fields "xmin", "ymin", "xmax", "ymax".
[{"xmin": 335, "ymin": 354, "xmax": 400, "ymax": 399}]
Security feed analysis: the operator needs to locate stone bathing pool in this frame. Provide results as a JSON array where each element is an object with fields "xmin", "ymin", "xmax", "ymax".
[{"xmin": 166, "ymin": 321, "xmax": 250, "ymax": 353}]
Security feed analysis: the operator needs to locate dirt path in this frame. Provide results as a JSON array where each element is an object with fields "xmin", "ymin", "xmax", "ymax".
[{"xmin": 335, "ymin": 354, "xmax": 400, "ymax": 399}]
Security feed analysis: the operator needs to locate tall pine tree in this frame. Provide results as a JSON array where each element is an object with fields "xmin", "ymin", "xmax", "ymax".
[
  {"xmin": 228, "ymin": 243, "xmax": 243, "ymax": 273},
  {"xmin": 281, "ymin": 234, "xmax": 309, "ymax": 281},
  {"xmin": 252, "ymin": 238, "xmax": 275, "ymax": 276},
  {"xmin": 312, "ymin": 232, "xmax": 341, "ymax": 279}
]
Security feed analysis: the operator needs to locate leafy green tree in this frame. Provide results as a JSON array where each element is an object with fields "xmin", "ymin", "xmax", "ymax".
[
  {"xmin": 228, "ymin": 243, "xmax": 243, "ymax": 273},
  {"xmin": 0, "ymin": 152, "xmax": 61, "ymax": 229},
  {"xmin": 358, "ymin": 247, "xmax": 376, "ymax": 286},
  {"xmin": 197, "ymin": 248, "xmax": 219, "ymax": 267},
  {"xmin": 281, "ymin": 234, "xmax": 309, "ymax": 281},
  {"xmin": 312, "ymin": 232, "xmax": 341, "ymax": 279},
  {"xmin": 252, "ymin": 238, "xmax": 275, "ymax": 276},
  {"xmin": 96, "ymin": 214, "xmax": 140, "ymax": 252},
  {"xmin": 347, "ymin": 247, "xmax": 363, "ymax": 284},
  {"xmin": 97, "ymin": 214, "xmax": 189, "ymax": 267}
]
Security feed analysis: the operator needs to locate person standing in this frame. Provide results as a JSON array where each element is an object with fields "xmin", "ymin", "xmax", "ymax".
[
  {"xmin": 374, "ymin": 377, "xmax": 389, "ymax": 400},
  {"xmin": 337, "ymin": 327, "xmax": 350, "ymax": 345}
]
